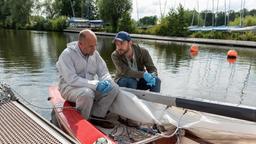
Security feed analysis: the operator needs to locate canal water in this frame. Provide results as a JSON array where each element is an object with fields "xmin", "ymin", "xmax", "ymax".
[{"xmin": 0, "ymin": 29, "xmax": 256, "ymax": 120}]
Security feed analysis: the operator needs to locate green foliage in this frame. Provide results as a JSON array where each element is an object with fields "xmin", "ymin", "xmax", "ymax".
[
  {"xmin": 118, "ymin": 12, "xmax": 136, "ymax": 33},
  {"xmin": 49, "ymin": 16, "xmax": 68, "ymax": 31},
  {"xmin": 41, "ymin": 0, "xmax": 59, "ymax": 19},
  {"xmin": 28, "ymin": 16, "xmax": 67, "ymax": 31},
  {"xmin": 138, "ymin": 16, "xmax": 157, "ymax": 26},
  {"xmin": 229, "ymin": 16, "xmax": 256, "ymax": 26},
  {"xmin": 237, "ymin": 32, "xmax": 256, "ymax": 41},
  {"xmin": 82, "ymin": 0, "xmax": 99, "ymax": 19},
  {"xmin": 98, "ymin": 0, "xmax": 132, "ymax": 32},
  {"xmin": 29, "ymin": 16, "xmax": 47, "ymax": 30},
  {"xmin": 190, "ymin": 32, "xmax": 204, "ymax": 38},
  {"xmin": 151, "ymin": 5, "xmax": 189, "ymax": 37},
  {"xmin": 176, "ymin": 5, "xmax": 188, "ymax": 36},
  {"xmin": 0, "ymin": 0, "xmax": 33, "ymax": 29},
  {"xmin": 51, "ymin": 0, "xmax": 81, "ymax": 17},
  {"xmin": 190, "ymin": 31, "xmax": 256, "ymax": 41}
]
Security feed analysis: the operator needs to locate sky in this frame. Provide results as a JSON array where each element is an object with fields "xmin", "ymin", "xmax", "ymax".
[{"xmin": 131, "ymin": 0, "xmax": 255, "ymax": 20}]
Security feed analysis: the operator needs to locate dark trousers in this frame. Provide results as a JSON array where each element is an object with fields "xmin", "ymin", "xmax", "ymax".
[{"xmin": 117, "ymin": 77, "xmax": 161, "ymax": 92}]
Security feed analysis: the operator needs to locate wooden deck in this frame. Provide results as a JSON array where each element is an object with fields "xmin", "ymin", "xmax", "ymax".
[{"xmin": 0, "ymin": 100, "xmax": 77, "ymax": 143}]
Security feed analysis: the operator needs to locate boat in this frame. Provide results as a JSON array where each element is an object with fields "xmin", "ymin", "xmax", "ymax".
[
  {"xmin": 0, "ymin": 83, "xmax": 77, "ymax": 144},
  {"xmin": 48, "ymin": 86, "xmax": 175, "ymax": 144},
  {"xmin": 49, "ymin": 86, "xmax": 256, "ymax": 144}
]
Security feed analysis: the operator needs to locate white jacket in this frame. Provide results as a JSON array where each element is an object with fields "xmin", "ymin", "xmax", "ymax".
[{"xmin": 56, "ymin": 41, "xmax": 111, "ymax": 92}]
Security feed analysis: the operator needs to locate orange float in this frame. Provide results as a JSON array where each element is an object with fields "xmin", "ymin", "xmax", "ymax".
[
  {"xmin": 227, "ymin": 50, "xmax": 238, "ymax": 58},
  {"xmin": 190, "ymin": 51, "xmax": 198, "ymax": 57},
  {"xmin": 227, "ymin": 58, "xmax": 237, "ymax": 64},
  {"xmin": 190, "ymin": 44, "xmax": 199, "ymax": 52}
]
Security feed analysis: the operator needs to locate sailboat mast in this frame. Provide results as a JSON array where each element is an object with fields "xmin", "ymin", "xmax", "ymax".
[
  {"xmin": 204, "ymin": 0, "xmax": 209, "ymax": 26},
  {"xmin": 240, "ymin": 0, "xmax": 243, "ymax": 26},
  {"xmin": 163, "ymin": 0, "xmax": 167, "ymax": 17},
  {"xmin": 197, "ymin": 0, "xmax": 200, "ymax": 26},
  {"xmin": 159, "ymin": 0, "xmax": 162, "ymax": 19},
  {"xmin": 215, "ymin": 0, "xmax": 219, "ymax": 26},
  {"xmin": 136, "ymin": 0, "xmax": 139, "ymax": 20},
  {"xmin": 242, "ymin": 0, "xmax": 246, "ymax": 26},
  {"xmin": 227, "ymin": 0, "xmax": 231, "ymax": 24},
  {"xmin": 212, "ymin": 0, "xmax": 214, "ymax": 26},
  {"xmin": 191, "ymin": 9, "xmax": 196, "ymax": 26},
  {"xmin": 224, "ymin": 0, "xmax": 227, "ymax": 26}
]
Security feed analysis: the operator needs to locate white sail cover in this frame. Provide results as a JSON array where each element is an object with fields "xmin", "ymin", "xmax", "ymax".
[{"xmin": 110, "ymin": 90, "xmax": 256, "ymax": 143}]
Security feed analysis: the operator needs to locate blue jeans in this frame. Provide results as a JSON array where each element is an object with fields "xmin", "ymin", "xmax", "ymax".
[{"xmin": 117, "ymin": 77, "xmax": 161, "ymax": 92}]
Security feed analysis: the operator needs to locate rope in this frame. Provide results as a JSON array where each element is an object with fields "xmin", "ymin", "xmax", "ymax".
[
  {"xmin": 0, "ymin": 82, "xmax": 76, "ymax": 110},
  {"xmin": 0, "ymin": 83, "xmax": 13, "ymax": 105},
  {"xmin": 11, "ymin": 88, "xmax": 76, "ymax": 110}
]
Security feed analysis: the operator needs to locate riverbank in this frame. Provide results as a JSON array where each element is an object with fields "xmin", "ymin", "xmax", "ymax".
[{"xmin": 64, "ymin": 28, "xmax": 256, "ymax": 48}]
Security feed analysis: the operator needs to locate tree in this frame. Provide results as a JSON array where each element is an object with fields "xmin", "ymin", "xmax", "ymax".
[
  {"xmin": 165, "ymin": 4, "xmax": 188, "ymax": 36},
  {"xmin": 155, "ymin": 4, "xmax": 189, "ymax": 37},
  {"xmin": 1, "ymin": 0, "xmax": 33, "ymax": 28},
  {"xmin": 98, "ymin": 0, "xmax": 132, "ymax": 32},
  {"xmin": 82, "ymin": 0, "xmax": 99, "ymax": 19},
  {"xmin": 138, "ymin": 16, "xmax": 157, "ymax": 26},
  {"xmin": 249, "ymin": 9, "xmax": 256, "ymax": 16},
  {"xmin": 229, "ymin": 15, "xmax": 256, "ymax": 26},
  {"xmin": 53, "ymin": 0, "xmax": 82, "ymax": 17},
  {"xmin": 118, "ymin": 12, "xmax": 135, "ymax": 32},
  {"xmin": 0, "ymin": 0, "xmax": 11, "ymax": 24},
  {"xmin": 41, "ymin": 0, "xmax": 59, "ymax": 19},
  {"xmin": 176, "ymin": 4, "xmax": 188, "ymax": 36}
]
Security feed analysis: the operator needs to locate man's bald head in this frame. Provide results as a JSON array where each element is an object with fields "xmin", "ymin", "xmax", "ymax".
[
  {"xmin": 78, "ymin": 29, "xmax": 96, "ymax": 42},
  {"xmin": 78, "ymin": 29, "xmax": 97, "ymax": 56}
]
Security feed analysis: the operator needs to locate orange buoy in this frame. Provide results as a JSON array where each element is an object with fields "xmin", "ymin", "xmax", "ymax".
[
  {"xmin": 227, "ymin": 50, "xmax": 238, "ymax": 58},
  {"xmin": 190, "ymin": 51, "xmax": 198, "ymax": 57},
  {"xmin": 190, "ymin": 44, "xmax": 199, "ymax": 53},
  {"xmin": 227, "ymin": 58, "xmax": 237, "ymax": 64}
]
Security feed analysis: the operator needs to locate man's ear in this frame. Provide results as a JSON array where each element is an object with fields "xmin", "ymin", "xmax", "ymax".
[
  {"xmin": 128, "ymin": 40, "xmax": 133, "ymax": 45},
  {"xmin": 78, "ymin": 41, "xmax": 82, "ymax": 48}
]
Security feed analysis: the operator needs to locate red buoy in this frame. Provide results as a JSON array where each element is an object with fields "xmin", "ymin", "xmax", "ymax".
[
  {"xmin": 190, "ymin": 44, "xmax": 199, "ymax": 52},
  {"xmin": 227, "ymin": 58, "xmax": 237, "ymax": 64},
  {"xmin": 227, "ymin": 50, "xmax": 238, "ymax": 58},
  {"xmin": 190, "ymin": 51, "xmax": 198, "ymax": 57}
]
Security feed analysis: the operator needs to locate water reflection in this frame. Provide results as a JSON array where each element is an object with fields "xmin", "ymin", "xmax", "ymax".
[
  {"xmin": 0, "ymin": 29, "xmax": 256, "ymax": 120},
  {"xmin": 0, "ymin": 30, "xmax": 41, "ymax": 71},
  {"xmin": 153, "ymin": 42, "xmax": 191, "ymax": 73}
]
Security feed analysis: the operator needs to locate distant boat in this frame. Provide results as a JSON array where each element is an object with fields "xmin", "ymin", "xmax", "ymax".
[
  {"xmin": 68, "ymin": 17, "xmax": 90, "ymax": 28},
  {"xmin": 188, "ymin": 25, "xmax": 256, "ymax": 32}
]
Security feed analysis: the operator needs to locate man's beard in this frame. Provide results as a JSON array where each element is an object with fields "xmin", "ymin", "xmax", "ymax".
[{"xmin": 117, "ymin": 48, "xmax": 129, "ymax": 55}]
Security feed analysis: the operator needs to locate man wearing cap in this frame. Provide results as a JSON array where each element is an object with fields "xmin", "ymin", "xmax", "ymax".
[{"xmin": 111, "ymin": 31, "xmax": 161, "ymax": 92}]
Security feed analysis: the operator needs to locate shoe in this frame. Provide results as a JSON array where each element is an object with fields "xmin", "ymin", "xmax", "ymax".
[{"xmin": 89, "ymin": 117, "xmax": 115, "ymax": 129}]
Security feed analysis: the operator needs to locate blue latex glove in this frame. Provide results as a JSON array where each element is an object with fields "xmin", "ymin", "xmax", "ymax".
[
  {"xmin": 143, "ymin": 72, "xmax": 154, "ymax": 82},
  {"xmin": 146, "ymin": 77, "xmax": 156, "ymax": 87},
  {"xmin": 96, "ymin": 80, "xmax": 113, "ymax": 94},
  {"xmin": 143, "ymin": 72, "xmax": 156, "ymax": 87}
]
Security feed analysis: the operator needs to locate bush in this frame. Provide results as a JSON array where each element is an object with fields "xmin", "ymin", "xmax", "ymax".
[
  {"xmin": 27, "ymin": 16, "xmax": 67, "ymax": 31},
  {"xmin": 118, "ymin": 13, "xmax": 136, "ymax": 33},
  {"xmin": 190, "ymin": 32, "xmax": 204, "ymax": 38},
  {"xmin": 29, "ymin": 16, "xmax": 46, "ymax": 30},
  {"xmin": 190, "ymin": 31, "xmax": 256, "ymax": 41},
  {"xmin": 49, "ymin": 16, "xmax": 68, "ymax": 31}
]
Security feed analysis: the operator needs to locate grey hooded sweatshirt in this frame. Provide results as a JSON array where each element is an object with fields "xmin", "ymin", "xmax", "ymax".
[{"xmin": 56, "ymin": 41, "xmax": 111, "ymax": 94}]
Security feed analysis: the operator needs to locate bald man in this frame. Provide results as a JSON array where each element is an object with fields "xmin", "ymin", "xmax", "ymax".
[{"xmin": 56, "ymin": 29, "xmax": 119, "ymax": 128}]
